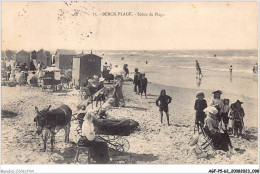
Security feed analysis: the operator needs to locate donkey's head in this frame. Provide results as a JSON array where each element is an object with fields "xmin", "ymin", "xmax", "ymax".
[{"xmin": 34, "ymin": 105, "xmax": 51, "ymax": 135}]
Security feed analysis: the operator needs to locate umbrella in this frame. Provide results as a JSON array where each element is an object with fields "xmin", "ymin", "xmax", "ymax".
[{"xmin": 109, "ymin": 66, "xmax": 125, "ymax": 76}]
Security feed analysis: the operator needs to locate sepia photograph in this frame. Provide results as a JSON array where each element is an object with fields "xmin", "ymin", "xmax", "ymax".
[{"xmin": 1, "ymin": 1, "xmax": 259, "ymax": 173}]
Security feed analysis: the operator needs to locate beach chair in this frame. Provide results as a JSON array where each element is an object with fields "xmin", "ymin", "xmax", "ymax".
[
  {"xmin": 196, "ymin": 122, "xmax": 215, "ymax": 151},
  {"xmin": 75, "ymin": 138, "xmax": 94, "ymax": 164}
]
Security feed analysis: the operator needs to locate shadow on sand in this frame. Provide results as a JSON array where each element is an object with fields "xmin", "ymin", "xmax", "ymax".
[
  {"xmin": 124, "ymin": 106, "xmax": 147, "ymax": 111},
  {"xmin": 109, "ymin": 149, "xmax": 158, "ymax": 164},
  {"xmin": 53, "ymin": 142, "xmax": 78, "ymax": 164},
  {"xmin": 2, "ymin": 110, "xmax": 18, "ymax": 118},
  {"xmin": 53, "ymin": 142, "xmax": 158, "ymax": 164},
  {"xmin": 242, "ymin": 133, "xmax": 258, "ymax": 142}
]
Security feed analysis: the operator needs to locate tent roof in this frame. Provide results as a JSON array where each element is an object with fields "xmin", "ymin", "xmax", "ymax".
[
  {"xmin": 56, "ymin": 49, "xmax": 76, "ymax": 55},
  {"xmin": 74, "ymin": 54, "xmax": 102, "ymax": 59}
]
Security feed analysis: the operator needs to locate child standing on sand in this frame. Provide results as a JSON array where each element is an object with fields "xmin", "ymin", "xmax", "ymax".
[
  {"xmin": 228, "ymin": 103, "xmax": 235, "ymax": 135},
  {"xmin": 156, "ymin": 89, "xmax": 172, "ymax": 126},
  {"xmin": 194, "ymin": 91, "xmax": 207, "ymax": 132},
  {"xmin": 230, "ymin": 100, "xmax": 245, "ymax": 138},
  {"xmin": 222, "ymin": 99, "xmax": 230, "ymax": 130}
]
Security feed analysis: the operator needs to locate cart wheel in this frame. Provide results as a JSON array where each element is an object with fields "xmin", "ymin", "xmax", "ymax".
[{"xmin": 115, "ymin": 138, "xmax": 130, "ymax": 152}]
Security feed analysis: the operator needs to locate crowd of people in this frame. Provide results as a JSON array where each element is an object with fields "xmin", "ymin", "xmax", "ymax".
[
  {"xmin": 194, "ymin": 90, "xmax": 245, "ymax": 151},
  {"xmin": 2, "ymin": 60, "xmax": 45, "ymax": 86}
]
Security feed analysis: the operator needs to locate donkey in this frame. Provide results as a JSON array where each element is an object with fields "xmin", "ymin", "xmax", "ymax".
[{"xmin": 34, "ymin": 105, "xmax": 72, "ymax": 152}]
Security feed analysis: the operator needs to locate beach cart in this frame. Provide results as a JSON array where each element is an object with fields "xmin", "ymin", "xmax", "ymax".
[{"xmin": 42, "ymin": 67, "xmax": 62, "ymax": 92}]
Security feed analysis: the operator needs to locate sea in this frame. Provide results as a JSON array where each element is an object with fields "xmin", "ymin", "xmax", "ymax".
[{"xmin": 86, "ymin": 50, "xmax": 258, "ymax": 99}]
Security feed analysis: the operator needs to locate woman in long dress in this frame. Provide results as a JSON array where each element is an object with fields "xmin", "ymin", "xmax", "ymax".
[
  {"xmin": 113, "ymin": 75, "xmax": 125, "ymax": 107},
  {"xmin": 80, "ymin": 111, "xmax": 110, "ymax": 164},
  {"xmin": 204, "ymin": 106, "xmax": 233, "ymax": 152}
]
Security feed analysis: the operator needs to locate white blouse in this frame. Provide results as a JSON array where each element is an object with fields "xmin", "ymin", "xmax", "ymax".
[{"xmin": 81, "ymin": 121, "xmax": 95, "ymax": 141}]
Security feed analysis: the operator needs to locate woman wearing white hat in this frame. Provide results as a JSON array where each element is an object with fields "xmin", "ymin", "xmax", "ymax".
[
  {"xmin": 204, "ymin": 106, "xmax": 232, "ymax": 152},
  {"xmin": 80, "ymin": 110, "xmax": 110, "ymax": 164}
]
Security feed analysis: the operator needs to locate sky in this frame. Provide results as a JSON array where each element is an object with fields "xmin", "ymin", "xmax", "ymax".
[{"xmin": 1, "ymin": 1, "xmax": 258, "ymax": 51}]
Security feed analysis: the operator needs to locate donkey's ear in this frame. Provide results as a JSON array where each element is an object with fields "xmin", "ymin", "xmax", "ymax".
[
  {"xmin": 47, "ymin": 105, "xmax": 51, "ymax": 110},
  {"xmin": 35, "ymin": 106, "xmax": 39, "ymax": 112}
]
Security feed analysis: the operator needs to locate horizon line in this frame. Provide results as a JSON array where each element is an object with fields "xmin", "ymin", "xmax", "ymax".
[{"xmin": 2, "ymin": 48, "xmax": 258, "ymax": 52}]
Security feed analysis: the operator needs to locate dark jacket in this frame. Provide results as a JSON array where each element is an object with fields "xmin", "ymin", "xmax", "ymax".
[
  {"xmin": 156, "ymin": 95, "xmax": 172, "ymax": 109},
  {"xmin": 194, "ymin": 99, "xmax": 207, "ymax": 115},
  {"xmin": 140, "ymin": 78, "xmax": 148, "ymax": 87},
  {"xmin": 134, "ymin": 72, "xmax": 141, "ymax": 84}
]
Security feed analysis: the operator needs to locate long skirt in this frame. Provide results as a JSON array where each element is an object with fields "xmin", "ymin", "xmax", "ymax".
[
  {"xmin": 81, "ymin": 137, "xmax": 110, "ymax": 164},
  {"xmin": 211, "ymin": 131, "xmax": 232, "ymax": 151},
  {"xmin": 114, "ymin": 88, "xmax": 125, "ymax": 107}
]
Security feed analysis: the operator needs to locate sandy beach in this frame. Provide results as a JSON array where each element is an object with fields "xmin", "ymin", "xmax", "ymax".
[{"xmin": 1, "ymin": 79, "xmax": 258, "ymax": 164}]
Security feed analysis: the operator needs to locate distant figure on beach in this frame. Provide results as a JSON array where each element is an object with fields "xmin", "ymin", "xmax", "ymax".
[
  {"xmin": 140, "ymin": 73, "xmax": 148, "ymax": 98},
  {"xmin": 195, "ymin": 60, "xmax": 203, "ymax": 77},
  {"xmin": 211, "ymin": 90, "xmax": 224, "ymax": 123},
  {"xmin": 229, "ymin": 65, "xmax": 233, "ymax": 76},
  {"xmin": 133, "ymin": 68, "xmax": 141, "ymax": 94},
  {"xmin": 102, "ymin": 62, "xmax": 110, "ymax": 79},
  {"xmin": 146, "ymin": 61, "xmax": 148, "ymax": 64},
  {"xmin": 113, "ymin": 75, "xmax": 125, "ymax": 107},
  {"xmin": 194, "ymin": 91, "xmax": 207, "ymax": 132},
  {"xmin": 123, "ymin": 64, "xmax": 129, "ymax": 78},
  {"xmin": 37, "ymin": 61, "xmax": 43, "ymax": 83},
  {"xmin": 121, "ymin": 57, "xmax": 124, "ymax": 60},
  {"xmin": 253, "ymin": 63, "xmax": 258, "ymax": 74},
  {"xmin": 156, "ymin": 89, "xmax": 172, "ymax": 126}
]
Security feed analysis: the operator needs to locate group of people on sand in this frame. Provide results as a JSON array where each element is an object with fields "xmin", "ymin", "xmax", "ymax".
[
  {"xmin": 194, "ymin": 90, "xmax": 245, "ymax": 151},
  {"xmin": 80, "ymin": 75, "xmax": 105, "ymax": 99},
  {"xmin": 133, "ymin": 68, "xmax": 148, "ymax": 98}
]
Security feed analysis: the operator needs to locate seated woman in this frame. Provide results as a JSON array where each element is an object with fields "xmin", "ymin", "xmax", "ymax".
[
  {"xmin": 204, "ymin": 106, "xmax": 233, "ymax": 152},
  {"xmin": 80, "ymin": 110, "xmax": 110, "ymax": 164}
]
